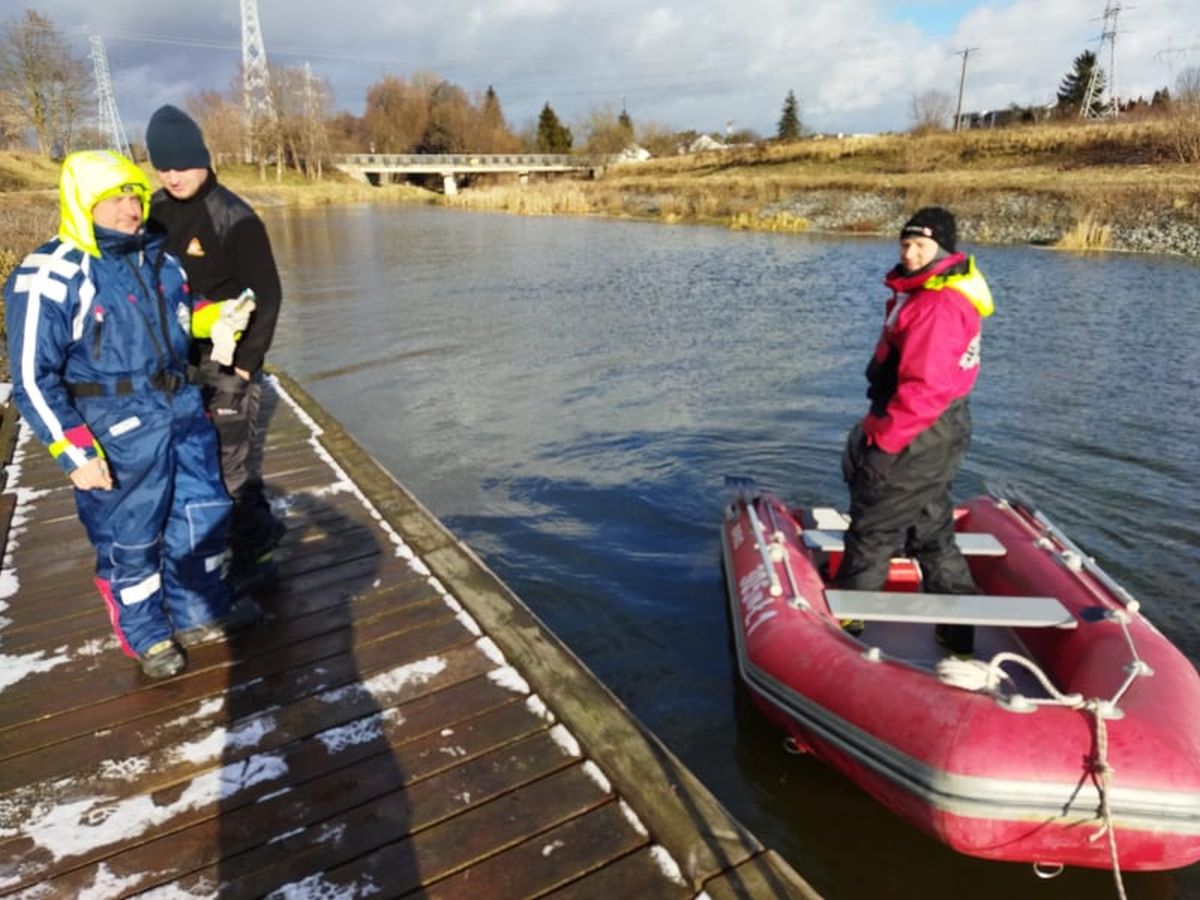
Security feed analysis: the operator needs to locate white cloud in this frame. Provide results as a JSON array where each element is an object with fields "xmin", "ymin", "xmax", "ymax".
[{"xmin": 23, "ymin": 0, "xmax": 1200, "ymax": 138}]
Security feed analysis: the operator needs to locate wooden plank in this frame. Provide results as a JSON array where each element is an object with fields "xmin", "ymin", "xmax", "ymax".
[
  {"xmin": 701, "ymin": 850, "xmax": 823, "ymax": 900},
  {"xmin": 220, "ymin": 764, "xmax": 615, "ymax": 899},
  {"xmin": 271, "ymin": 371, "xmax": 768, "ymax": 891},
  {"xmin": 38, "ymin": 709, "xmax": 571, "ymax": 896},
  {"xmin": 0, "ymin": 593, "xmax": 468, "ymax": 756},
  {"xmin": 420, "ymin": 801, "xmax": 651, "ymax": 899},
  {"xmin": 542, "ymin": 847, "xmax": 692, "ymax": 899},
  {"xmin": 0, "ymin": 593, "xmax": 481, "ymax": 785}
]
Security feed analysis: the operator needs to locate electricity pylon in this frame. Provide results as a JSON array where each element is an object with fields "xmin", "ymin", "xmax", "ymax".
[
  {"xmin": 89, "ymin": 35, "xmax": 130, "ymax": 156},
  {"xmin": 240, "ymin": 0, "xmax": 276, "ymax": 163},
  {"xmin": 1081, "ymin": 2, "xmax": 1123, "ymax": 119}
]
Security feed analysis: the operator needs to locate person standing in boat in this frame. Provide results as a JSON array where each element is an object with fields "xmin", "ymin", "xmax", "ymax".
[
  {"xmin": 144, "ymin": 105, "xmax": 287, "ymax": 590},
  {"xmin": 835, "ymin": 207, "xmax": 994, "ymax": 656}
]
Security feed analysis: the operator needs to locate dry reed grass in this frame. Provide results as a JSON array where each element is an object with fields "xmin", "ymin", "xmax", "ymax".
[
  {"xmin": 442, "ymin": 182, "xmax": 604, "ymax": 215},
  {"xmin": 1054, "ymin": 216, "xmax": 1113, "ymax": 251}
]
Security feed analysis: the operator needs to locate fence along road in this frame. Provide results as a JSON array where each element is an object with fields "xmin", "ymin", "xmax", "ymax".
[{"xmin": 333, "ymin": 152, "xmax": 608, "ymax": 193}]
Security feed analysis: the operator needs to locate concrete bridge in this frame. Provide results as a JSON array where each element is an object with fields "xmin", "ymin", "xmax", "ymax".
[{"xmin": 332, "ymin": 153, "xmax": 607, "ymax": 195}]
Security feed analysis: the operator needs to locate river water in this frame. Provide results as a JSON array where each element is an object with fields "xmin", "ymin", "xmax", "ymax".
[{"xmin": 263, "ymin": 204, "xmax": 1199, "ymax": 900}]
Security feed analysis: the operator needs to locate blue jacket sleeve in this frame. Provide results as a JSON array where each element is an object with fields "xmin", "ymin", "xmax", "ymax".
[{"xmin": 4, "ymin": 242, "xmax": 103, "ymax": 474}]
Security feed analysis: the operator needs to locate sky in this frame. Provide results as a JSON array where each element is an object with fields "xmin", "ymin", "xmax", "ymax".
[{"xmin": 9, "ymin": 0, "xmax": 1200, "ymax": 142}]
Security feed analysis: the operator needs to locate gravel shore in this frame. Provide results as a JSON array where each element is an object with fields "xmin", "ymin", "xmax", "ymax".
[{"xmin": 759, "ymin": 189, "xmax": 1200, "ymax": 256}]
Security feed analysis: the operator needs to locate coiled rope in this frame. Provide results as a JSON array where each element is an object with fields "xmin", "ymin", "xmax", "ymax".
[{"xmin": 935, "ymin": 610, "xmax": 1149, "ymax": 900}]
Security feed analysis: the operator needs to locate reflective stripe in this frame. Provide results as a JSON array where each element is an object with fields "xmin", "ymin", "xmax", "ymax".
[
  {"xmin": 20, "ymin": 251, "xmax": 82, "ymax": 281},
  {"xmin": 14, "ymin": 273, "xmax": 67, "ymax": 303},
  {"xmin": 119, "ymin": 572, "xmax": 161, "ymax": 606},
  {"xmin": 19, "ymin": 243, "xmax": 90, "ymax": 471},
  {"xmin": 71, "ymin": 256, "xmax": 95, "ymax": 340},
  {"xmin": 109, "ymin": 416, "xmax": 141, "ymax": 437}
]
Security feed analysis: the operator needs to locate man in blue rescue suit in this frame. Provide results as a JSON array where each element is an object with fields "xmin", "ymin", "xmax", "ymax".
[
  {"xmin": 144, "ymin": 105, "xmax": 286, "ymax": 586},
  {"xmin": 3, "ymin": 151, "xmax": 261, "ymax": 679},
  {"xmin": 835, "ymin": 207, "xmax": 995, "ymax": 657}
]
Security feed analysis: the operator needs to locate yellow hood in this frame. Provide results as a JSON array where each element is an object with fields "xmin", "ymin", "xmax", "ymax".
[{"xmin": 58, "ymin": 150, "xmax": 151, "ymax": 258}]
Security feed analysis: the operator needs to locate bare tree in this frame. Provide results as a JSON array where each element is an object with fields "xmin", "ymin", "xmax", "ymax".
[
  {"xmin": 1177, "ymin": 66, "xmax": 1200, "ymax": 109},
  {"xmin": 911, "ymin": 89, "xmax": 954, "ymax": 133},
  {"xmin": 363, "ymin": 74, "xmax": 430, "ymax": 153},
  {"xmin": 582, "ymin": 103, "xmax": 634, "ymax": 154},
  {"xmin": 186, "ymin": 90, "xmax": 242, "ymax": 168},
  {"xmin": 1170, "ymin": 65, "xmax": 1200, "ymax": 163},
  {"xmin": 0, "ymin": 9, "xmax": 90, "ymax": 156},
  {"xmin": 266, "ymin": 63, "xmax": 333, "ymax": 178},
  {"xmin": 0, "ymin": 88, "xmax": 24, "ymax": 148}
]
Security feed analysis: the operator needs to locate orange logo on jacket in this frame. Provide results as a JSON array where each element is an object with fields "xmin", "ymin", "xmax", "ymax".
[{"xmin": 186, "ymin": 237, "xmax": 205, "ymax": 257}]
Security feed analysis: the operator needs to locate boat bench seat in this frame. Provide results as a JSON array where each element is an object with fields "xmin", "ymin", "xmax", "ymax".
[
  {"xmin": 803, "ymin": 529, "xmax": 1007, "ymax": 557},
  {"xmin": 824, "ymin": 590, "xmax": 1077, "ymax": 629}
]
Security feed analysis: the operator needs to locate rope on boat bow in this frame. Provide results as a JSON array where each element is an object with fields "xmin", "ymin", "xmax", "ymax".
[{"xmin": 935, "ymin": 610, "xmax": 1151, "ymax": 900}]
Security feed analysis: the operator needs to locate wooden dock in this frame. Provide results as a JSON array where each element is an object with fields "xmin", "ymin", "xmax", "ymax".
[{"xmin": 0, "ymin": 372, "xmax": 818, "ymax": 898}]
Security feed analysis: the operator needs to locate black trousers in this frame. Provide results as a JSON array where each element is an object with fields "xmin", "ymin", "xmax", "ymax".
[
  {"xmin": 836, "ymin": 399, "xmax": 977, "ymax": 597},
  {"xmin": 198, "ymin": 361, "xmax": 281, "ymax": 565}
]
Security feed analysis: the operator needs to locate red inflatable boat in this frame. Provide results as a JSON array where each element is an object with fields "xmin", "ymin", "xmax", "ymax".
[{"xmin": 720, "ymin": 487, "xmax": 1200, "ymax": 872}]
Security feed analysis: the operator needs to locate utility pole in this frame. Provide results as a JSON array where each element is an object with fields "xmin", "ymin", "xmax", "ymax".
[
  {"xmin": 1081, "ymin": 2, "xmax": 1124, "ymax": 119},
  {"xmin": 240, "ymin": 0, "xmax": 276, "ymax": 165},
  {"xmin": 89, "ymin": 35, "xmax": 130, "ymax": 157},
  {"xmin": 953, "ymin": 47, "xmax": 979, "ymax": 132}
]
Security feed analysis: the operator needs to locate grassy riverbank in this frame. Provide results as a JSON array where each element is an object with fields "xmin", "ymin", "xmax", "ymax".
[
  {"xmin": 447, "ymin": 119, "xmax": 1200, "ymax": 254},
  {"xmin": 3, "ymin": 117, "xmax": 1198, "ymax": 283}
]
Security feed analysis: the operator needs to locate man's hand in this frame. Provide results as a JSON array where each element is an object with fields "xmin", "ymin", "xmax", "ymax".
[
  {"xmin": 70, "ymin": 457, "xmax": 112, "ymax": 491},
  {"xmin": 235, "ymin": 367, "xmax": 251, "ymax": 381}
]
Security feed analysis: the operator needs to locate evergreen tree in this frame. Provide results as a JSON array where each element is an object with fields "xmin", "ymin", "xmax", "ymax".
[
  {"xmin": 480, "ymin": 86, "xmax": 505, "ymax": 134},
  {"xmin": 537, "ymin": 102, "xmax": 573, "ymax": 152},
  {"xmin": 618, "ymin": 108, "xmax": 634, "ymax": 138},
  {"xmin": 1056, "ymin": 50, "xmax": 1105, "ymax": 116},
  {"xmin": 777, "ymin": 90, "xmax": 801, "ymax": 140}
]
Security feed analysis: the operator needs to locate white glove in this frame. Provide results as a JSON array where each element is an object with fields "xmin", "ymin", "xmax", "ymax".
[
  {"xmin": 210, "ymin": 318, "xmax": 238, "ymax": 366},
  {"xmin": 210, "ymin": 290, "xmax": 256, "ymax": 366},
  {"xmin": 219, "ymin": 289, "xmax": 256, "ymax": 333}
]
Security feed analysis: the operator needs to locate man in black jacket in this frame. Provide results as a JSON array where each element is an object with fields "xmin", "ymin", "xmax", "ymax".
[{"xmin": 145, "ymin": 105, "xmax": 285, "ymax": 586}]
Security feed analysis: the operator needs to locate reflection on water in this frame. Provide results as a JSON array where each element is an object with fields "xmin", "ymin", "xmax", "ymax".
[{"xmin": 265, "ymin": 204, "xmax": 1200, "ymax": 900}]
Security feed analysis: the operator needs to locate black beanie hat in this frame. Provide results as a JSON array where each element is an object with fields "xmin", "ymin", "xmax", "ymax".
[
  {"xmin": 900, "ymin": 206, "xmax": 957, "ymax": 253},
  {"xmin": 145, "ymin": 105, "xmax": 211, "ymax": 171}
]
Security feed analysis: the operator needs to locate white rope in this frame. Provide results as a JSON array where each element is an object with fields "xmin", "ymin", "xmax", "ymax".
[
  {"xmin": 935, "ymin": 651, "xmax": 1131, "ymax": 899},
  {"xmin": 935, "ymin": 651, "xmax": 1083, "ymax": 705},
  {"xmin": 1085, "ymin": 702, "xmax": 1128, "ymax": 900}
]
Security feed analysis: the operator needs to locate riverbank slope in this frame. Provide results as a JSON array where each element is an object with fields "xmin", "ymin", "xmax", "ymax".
[
  {"xmin": 448, "ymin": 119, "xmax": 1200, "ymax": 256},
  {"xmin": 3, "ymin": 118, "xmax": 1198, "ymax": 282}
]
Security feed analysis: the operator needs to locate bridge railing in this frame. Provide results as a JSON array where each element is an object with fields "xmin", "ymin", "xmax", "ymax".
[{"xmin": 334, "ymin": 153, "xmax": 605, "ymax": 168}]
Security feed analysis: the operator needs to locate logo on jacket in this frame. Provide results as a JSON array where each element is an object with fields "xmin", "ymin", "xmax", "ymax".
[
  {"xmin": 959, "ymin": 335, "xmax": 982, "ymax": 369},
  {"xmin": 175, "ymin": 303, "xmax": 191, "ymax": 335},
  {"xmin": 186, "ymin": 237, "xmax": 205, "ymax": 257}
]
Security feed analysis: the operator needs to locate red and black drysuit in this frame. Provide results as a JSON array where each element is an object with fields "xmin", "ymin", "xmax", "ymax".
[{"xmin": 835, "ymin": 252, "xmax": 995, "ymax": 626}]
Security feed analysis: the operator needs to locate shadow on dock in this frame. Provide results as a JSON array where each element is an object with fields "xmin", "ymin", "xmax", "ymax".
[{"xmin": 0, "ymin": 372, "xmax": 819, "ymax": 898}]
